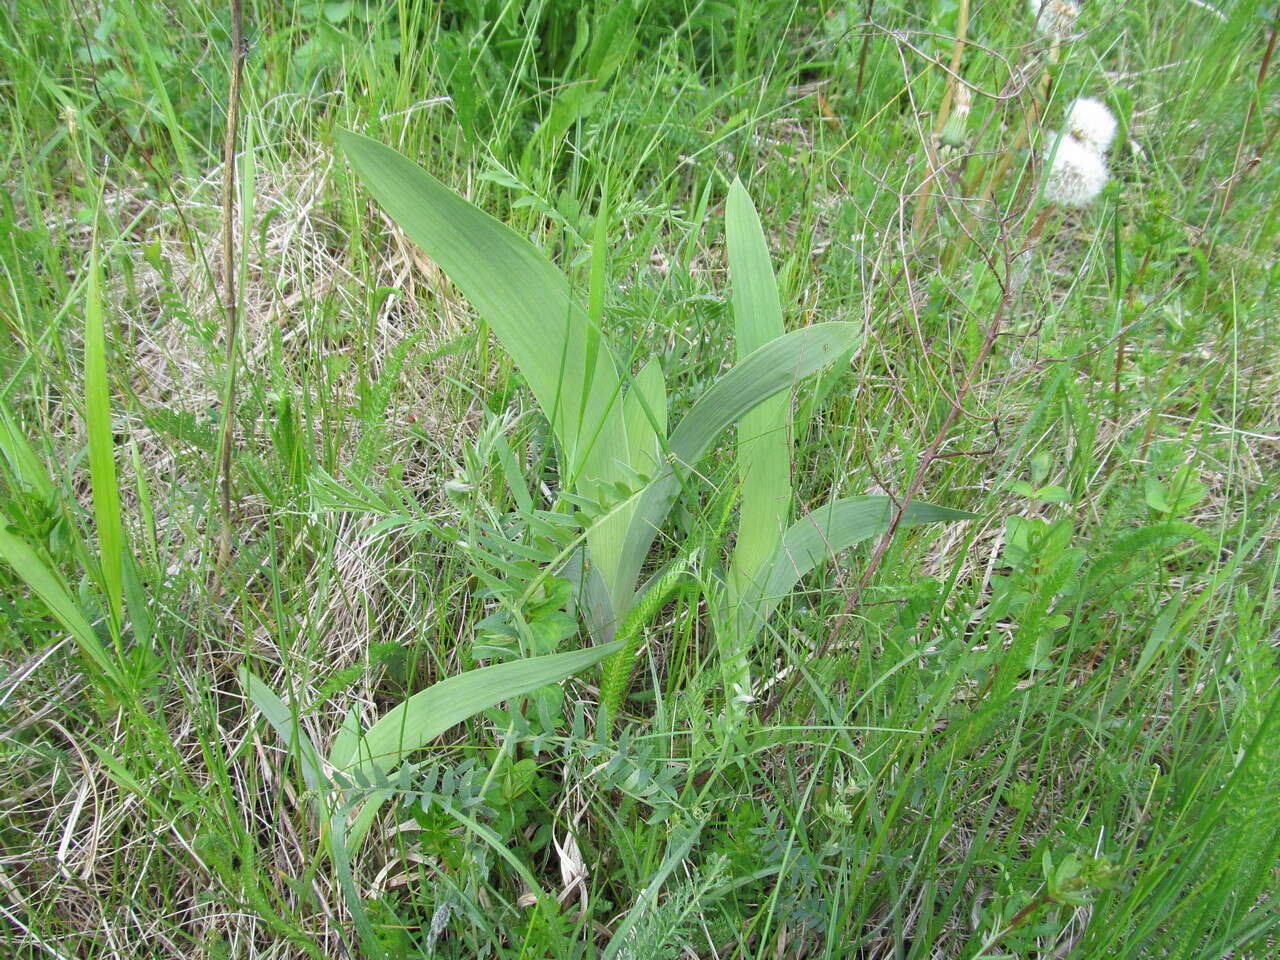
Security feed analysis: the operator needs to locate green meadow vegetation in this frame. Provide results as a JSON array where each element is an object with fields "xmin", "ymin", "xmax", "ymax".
[{"xmin": 1, "ymin": 1, "xmax": 1277, "ymax": 957}]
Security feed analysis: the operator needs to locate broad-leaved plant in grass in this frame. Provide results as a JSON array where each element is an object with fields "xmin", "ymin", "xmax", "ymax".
[{"xmin": 238, "ymin": 134, "xmax": 968, "ymax": 887}]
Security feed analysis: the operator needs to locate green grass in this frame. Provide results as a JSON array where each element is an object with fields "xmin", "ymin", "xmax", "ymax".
[{"xmin": 1, "ymin": 0, "xmax": 1278, "ymax": 957}]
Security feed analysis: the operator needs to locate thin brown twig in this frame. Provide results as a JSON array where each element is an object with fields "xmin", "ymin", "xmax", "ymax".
[{"xmin": 216, "ymin": 0, "xmax": 246, "ymax": 575}]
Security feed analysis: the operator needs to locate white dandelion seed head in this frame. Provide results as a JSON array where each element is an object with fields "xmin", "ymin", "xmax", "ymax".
[
  {"xmin": 1065, "ymin": 97, "xmax": 1117, "ymax": 154},
  {"xmin": 1028, "ymin": 0, "xmax": 1080, "ymax": 41},
  {"xmin": 1042, "ymin": 131, "xmax": 1109, "ymax": 208}
]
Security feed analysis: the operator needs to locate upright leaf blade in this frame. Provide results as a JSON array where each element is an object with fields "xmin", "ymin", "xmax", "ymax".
[
  {"xmin": 84, "ymin": 244, "xmax": 125, "ymax": 631},
  {"xmin": 609, "ymin": 357, "xmax": 668, "ymax": 621},
  {"xmin": 726, "ymin": 179, "xmax": 790, "ymax": 595},
  {"xmin": 623, "ymin": 358, "xmax": 667, "ymax": 479},
  {"xmin": 237, "ymin": 668, "xmax": 326, "ymax": 793},
  {"xmin": 337, "ymin": 131, "xmax": 624, "ymax": 482},
  {"xmin": 614, "ymin": 322, "xmax": 860, "ymax": 612},
  {"xmin": 668, "ymin": 322, "xmax": 858, "ymax": 468}
]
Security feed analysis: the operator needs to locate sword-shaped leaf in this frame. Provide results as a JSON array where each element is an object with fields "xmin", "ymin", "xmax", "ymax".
[
  {"xmin": 613, "ymin": 322, "xmax": 859, "ymax": 611},
  {"xmin": 726, "ymin": 179, "xmax": 792, "ymax": 594},
  {"xmin": 742, "ymin": 496, "xmax": 974, "ymax": 629}
]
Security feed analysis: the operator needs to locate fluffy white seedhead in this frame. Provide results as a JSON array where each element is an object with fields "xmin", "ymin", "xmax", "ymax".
[
  {"xmin": 1065, "ymin": 97, "xmax": 1117, "ymax": 154},
  {"xmin": 1043, "ymin": 131, "xmax": 1109, "ymax": 207},
  {"xmin": 1028, "ymin": 0, "xmax": 1080, "ymax": 40}
]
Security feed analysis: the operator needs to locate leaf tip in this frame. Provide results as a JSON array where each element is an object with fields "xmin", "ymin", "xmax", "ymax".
[{"xmin": 333, "ymin": 127, "xmax": 366, "ymax": 160}]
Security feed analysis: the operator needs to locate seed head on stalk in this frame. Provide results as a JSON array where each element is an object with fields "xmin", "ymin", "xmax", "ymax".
[
  {"xmin": 1042, "ymin": 131, "xmax": 1110, "ymax": 208},
  {"xmin": 1065, "ymin": 97, "xmax": 1118, "ymax": 154}
]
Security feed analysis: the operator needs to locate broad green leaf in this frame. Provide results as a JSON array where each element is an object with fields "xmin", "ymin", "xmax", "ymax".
[
  {"xmin": 337, "ymin": 131, "xmax": 624, "ymax": 485},
  {"xmin": 327, "ymin": 704, "xmax": 363, "ymax": 773},
  {"xmin": 346, "ymin": 640, "xmax": 623, "ymax": 778},
  {"xmin": 605, "ymin": 358, "xmax": 668, "ymax": 624},
  {"xmin": 337, "ymin": 640, "xmax": 623, "ymax": 851},
  {"xmin": 239, "ymin": 671, "xmax": 373, "ymax": 855},
  {"xmin": 623, "ymin": 359, "xmax": 667, "ymax": 478},
  {"xmin": 614, "ymin": 322, "xmax": 860, "ymax": 609},
  {"xmin": 668, "ymin": 323, "xmax": 859, "ymax": 468},
  {"xmin": 0, "ymin": 524, "xmax": 125, "ymax": 689},
  {"xmin": 585, "ymin": 183, "xmax": 609, "ymax": 432},
  {"xmin": 742, "ymin": 496, "xmax": 973, "ymax": 629},
  {"xmin": 726, "ymin": 179, "xmax": 790, "ymax": 597},
  {"xmin": 563, "ymin": 546, "xmax": 617, "ymax": 644},
  {"xmin": 338, "ymin": 131, "xmax": 634, "ymax": 611}
]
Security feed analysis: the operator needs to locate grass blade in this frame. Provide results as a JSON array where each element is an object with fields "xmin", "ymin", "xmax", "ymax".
[
  {"xmin": 602, "ymin": 820, "xmax": 702, "ymax": 960},
  {"xmin": 0, "ymin": 400, "xmax": 54, "ymax": 499}
]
